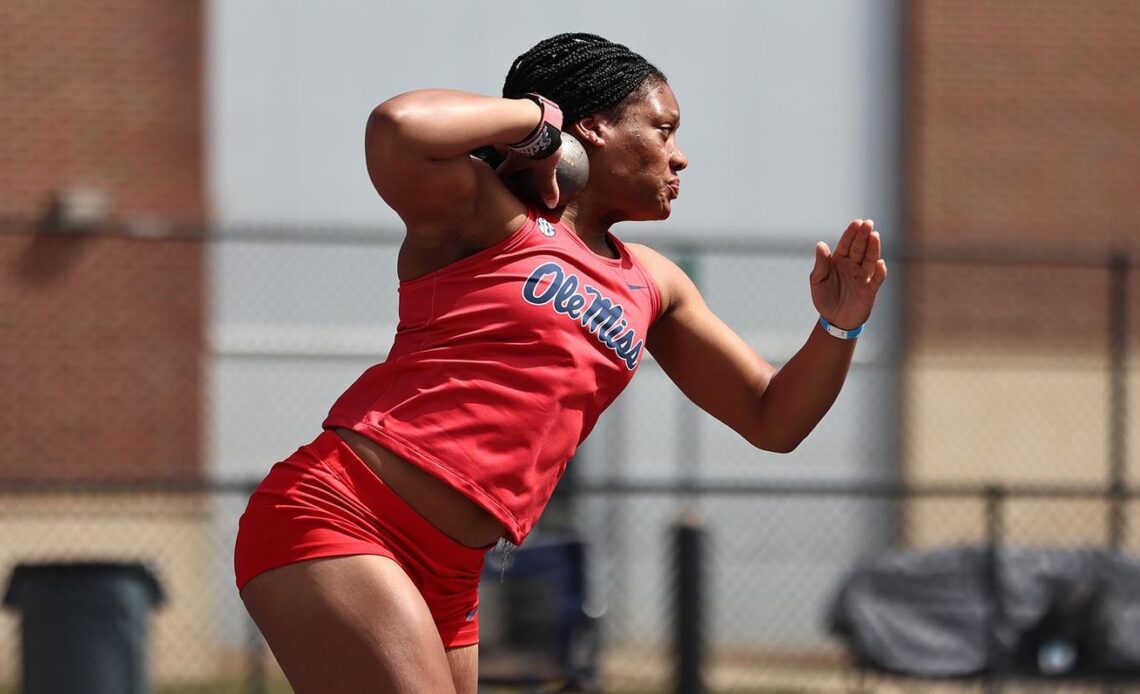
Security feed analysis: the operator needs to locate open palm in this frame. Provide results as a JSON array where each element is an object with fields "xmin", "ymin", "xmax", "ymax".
[{"xmin": 810, "ymin": 219, "xmax": 888, "ymax": 330}]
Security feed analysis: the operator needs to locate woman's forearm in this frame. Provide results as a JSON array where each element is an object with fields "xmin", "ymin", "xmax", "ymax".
[
  {"xmin": 368, "ymin": 90, "xmax": 541, "ymax": 161},
  {"xmin": 753, "ymin": 323, "xmax": 856, "ymax": 452}
]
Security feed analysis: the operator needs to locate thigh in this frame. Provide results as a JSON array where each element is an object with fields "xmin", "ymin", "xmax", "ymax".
[
  {"xmin": 446, "ymin": 644, "xmax": 479, "ymax": 694},
  {"xmin": 241, "ymin": 554, "xmax": 457, "ymax": 694}
]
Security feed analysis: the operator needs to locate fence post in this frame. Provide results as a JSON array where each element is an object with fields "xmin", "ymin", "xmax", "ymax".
[
  {"xmin": 983, "ymin": 485, "xmax": 1005, "ymax": 694},
  {"xmin": 246, "ymin": 619, "xmax": 267, "ymax": 694},
  {"xmin": 676, "ymin": 250, "xmax": 702, "ymax": 495},
  {"xmin": 675, "ymin": 250, "xmax": 704, "ymax": 694},
  {"xmin": 1108, "ymin": 253, "xmax": 1129, "ymax": 551},
  {"xmin": 674, "ymin": 512, "xmax": 705, "ymax": 694},
  {"xmin": 1104, "ymin": 253, "xmax": 1130, "ymax": 694}
]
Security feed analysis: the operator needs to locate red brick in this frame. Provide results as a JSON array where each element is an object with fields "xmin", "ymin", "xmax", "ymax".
[
  {"xmin": 906, "ymin": 1, "xmax": 1140, "ymax": 349},
  {"xmin": 0, "ymin": 0, "xmax": 204, "ymax": 481}
]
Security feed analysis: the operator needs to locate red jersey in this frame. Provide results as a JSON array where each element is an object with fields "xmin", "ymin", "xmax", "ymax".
[{"xmin": 323, "ymin": 210, "xmax": 661, "ymax": 544}]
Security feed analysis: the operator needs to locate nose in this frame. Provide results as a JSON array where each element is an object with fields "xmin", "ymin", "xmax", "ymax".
[{"xmin": 671, "ymin": 146, "xmax": 688, "ymax": 172}]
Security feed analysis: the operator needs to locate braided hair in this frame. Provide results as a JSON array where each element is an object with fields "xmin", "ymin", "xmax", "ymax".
[{"xmin": 502, "ymin": 33, "xmax": 665, "ymax": 124}]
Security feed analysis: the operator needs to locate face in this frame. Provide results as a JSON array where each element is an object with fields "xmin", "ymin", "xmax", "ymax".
[{"xmin": 578, "ymin": 80, "xmax": 688, "ymax": 222}]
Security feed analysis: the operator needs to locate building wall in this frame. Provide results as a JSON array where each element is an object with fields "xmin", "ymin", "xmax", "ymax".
[
  {"xmin": 903, "ymin": 1, "xmax": 1140, "ymax": 547},
  {"xmin": 0, "ymin": 494, "xmax": 221, "ymax": 682},
  {"xmin": 0, "ymin": 1, "xmax": 209, "ymax": 685},
  {"xmin": 0, "ymin": 0, "xmax": 205, "ymax": 481},
  {"xmin": 0, "ymin": 0, "xmax": 204, "ymax": 224},
  {"xmin": 907, "ymin": 0, "xmax": 1140, "ymax": 253}
]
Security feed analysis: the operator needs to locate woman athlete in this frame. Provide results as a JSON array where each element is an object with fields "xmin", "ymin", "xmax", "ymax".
[{"xmin": 235, "ymin": 33, "xmax": 887, "ymax": 693}]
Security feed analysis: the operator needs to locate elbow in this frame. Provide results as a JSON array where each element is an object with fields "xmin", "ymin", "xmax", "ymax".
[
  {"xmin": 745, "ymin": 428, "xmax": 805, "ymax": 454},
  {"xmin": 367, "ymin": 95, "xmax": 448, "ymax": 162},
  {"xmin": 760, "ymin": 438, "xmax": 802, "ymax": 455},
  {"xmin": 367, "ymin": 100, "xmax": 408, "ymax": 141},
  {"xmin": 371, "ymin": 89, "xmax": 455, "ymax": 131},
  {"xmin": 368, "ymin": 93, "xmax": 435, "ymax": 140},
  {"xmin": 366, "ymin": 98, "xmax": 427, "ymax": 169}
]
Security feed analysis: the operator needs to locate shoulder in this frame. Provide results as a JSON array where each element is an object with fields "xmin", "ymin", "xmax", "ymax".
[
  {"xmin": 398, "ymin": 162, "xmax": 530, "ymax": 279},
  {"xmin": 624, "ymin": 242, "xmax": 702, "ymax": 318}
]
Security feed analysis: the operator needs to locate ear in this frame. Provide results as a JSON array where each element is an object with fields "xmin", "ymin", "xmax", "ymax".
[{"xmin": 572, "ymin": 115, "xmax": 607, "ymax": 148}]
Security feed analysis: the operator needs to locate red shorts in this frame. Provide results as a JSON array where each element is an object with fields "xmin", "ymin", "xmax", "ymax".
[{"xmin": 234, "ymin": 430, "xmax": 490, "ymax": 648}]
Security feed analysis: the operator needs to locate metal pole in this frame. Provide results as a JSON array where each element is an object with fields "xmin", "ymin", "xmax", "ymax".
[
  {"xmin": 602, "ymin": 394, "xmax": 631, "ymax": 635},
  {"xmin": 676, "ymin": 250, "xmax": 702, "ymax": 498},
  {"xmin": 983, "ymin": 486, "xmax": 1005, "ymax": 694},
  {"xmin": 1104, "ymin": 254, "xmax": 1129, "ymax": 694},
  {"xmin": 674, "ymin": 251, "xmax": 704, "ymax": 694},
  {"xmin": 675, "ymin": 513, "xmax": 705, "ymax": 694},
  {"xmin": 245, "ymin": 618, "xmax": 267, "ymax": 694},
  {"xmin": 1108, "ymin": 253, "xmax": 1129, "ymax": 551}
]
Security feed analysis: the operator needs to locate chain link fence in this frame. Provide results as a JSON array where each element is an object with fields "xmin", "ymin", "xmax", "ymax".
[{"xmin": 0, "ymin": 224, "xmax": 1136, "ymax": 692}]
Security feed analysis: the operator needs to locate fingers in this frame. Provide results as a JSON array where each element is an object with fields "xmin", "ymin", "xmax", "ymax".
[
  {"xmin": 848, "ymin": 219, "xmax": 874, "ymax": 264},
  {"xmin": 872, "ymin": 258, "xmax": 888, "ymax": 287},
  {"xmin": 810, "ymin": 241, "xmax": 832, "ymax": 285},
  {"xmin": 494, "ymin": 151, "xmax": 523, "ymax": 177},
  {"xmin": 833, "ymin": 220, "xmax": 861, "ymax": 258},
  {"xmin": 496, "ymin": 150, "xmax": 563, "ymax": 208},
  {"xmin": 860, "ymin": 230, "xmax": 881, "ymax": 278},
  {"xmin": 527, "ymin": 149, "xmax": 561, "ymax": 209},
  {"xmin": 836, "ymin": 219, "xmax": 877, "ymax": 265},
  {"xmin": 833, "ymin": 218, "xmax": 888, "ymax": 288},
  {"xmin": 542, "ymin": 168, "xmax": 560, "ymax": 210}
]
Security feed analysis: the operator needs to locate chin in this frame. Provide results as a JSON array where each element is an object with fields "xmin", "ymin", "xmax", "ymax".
[
  {"xmin": 629, "ymin": 208, "xmax": 671, "ymax": 222},
  {"xmin": 620, "ymin": 195, "xmax": 675, "ymax": 222},
  {"xmin": 643, "ymin": 198, "xmax": 676, "ymax": 221}
]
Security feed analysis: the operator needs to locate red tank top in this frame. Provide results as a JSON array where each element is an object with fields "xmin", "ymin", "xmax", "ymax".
[{"xmin": 323, "ymin": 210, "xmax": 661, "ymax": 544}]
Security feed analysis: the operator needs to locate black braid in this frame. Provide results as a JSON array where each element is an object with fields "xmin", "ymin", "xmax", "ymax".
[{"xmin": 503, "ymin": 33, "xmax": 665, "ymax": 124}]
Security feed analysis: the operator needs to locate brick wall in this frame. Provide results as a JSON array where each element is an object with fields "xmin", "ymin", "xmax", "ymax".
[
  {"xmin": 906, "ymin": 1, "xmax": 1140, "ymax": 351},
  {"xmin": 0, "ymin": 0, "xmax": 204, "ymax": 223},
  {"xmin": 907, "ymin": 0, "xmax": 1140, "ymax": 252},
  {"xmin": 0, "ymin": 0, "xmax": 204, "ymax": 480},
  {"xmin": 902, "ymin": 3, "xmax": 1140, "ymax": 531}
]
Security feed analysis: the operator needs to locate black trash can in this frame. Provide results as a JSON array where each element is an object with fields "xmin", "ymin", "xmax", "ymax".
[{"xmin": 3, "ymin": 562, "xmax": 165, "ymax": 694}]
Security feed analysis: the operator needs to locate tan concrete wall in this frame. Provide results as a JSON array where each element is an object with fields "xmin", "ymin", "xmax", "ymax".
[
  {"xmin": 903, "ymin": 352, "xmax": 1140, "ymax": 551},
  {"xmin": 0, "ymin": 495, "xmax": 225, "ymax": 685}
]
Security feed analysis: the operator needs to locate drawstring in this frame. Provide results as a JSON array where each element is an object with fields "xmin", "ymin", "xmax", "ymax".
[{"xmin": 494, "ymin": 539, "xmax": 517, "ymax": 582}]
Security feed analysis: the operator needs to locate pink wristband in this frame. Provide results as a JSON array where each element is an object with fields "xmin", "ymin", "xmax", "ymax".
[{"xmin": 508, "ymin": 94, "xmax": 563, "ymax": 159}]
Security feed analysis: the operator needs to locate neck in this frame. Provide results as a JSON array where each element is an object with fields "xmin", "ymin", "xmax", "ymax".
[{"xmin": 559, "ymin": 194, "xmax": 627, "ymax": 259}]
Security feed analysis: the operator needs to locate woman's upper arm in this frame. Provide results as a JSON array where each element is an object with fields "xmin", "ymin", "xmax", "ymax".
[
  {"xmin": 365, "ymin": 101, "xmax": 480, "ymax": 233},
  {"xmin": 630, "ymin": 243, "xmax": 778, "ymax": 447}
]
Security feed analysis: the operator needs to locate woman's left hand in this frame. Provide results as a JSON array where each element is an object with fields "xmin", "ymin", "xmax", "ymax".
[{"xmin": 810, "ymin": 219, "xmax": 888, "ymax": 331}]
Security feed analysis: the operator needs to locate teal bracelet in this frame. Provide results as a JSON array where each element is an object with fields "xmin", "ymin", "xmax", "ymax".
[{"xmin": 819, "ymin": 315, "xmax": 863, "ymax": 340}]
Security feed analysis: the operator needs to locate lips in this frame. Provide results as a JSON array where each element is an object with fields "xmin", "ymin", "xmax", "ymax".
[{"xmin": 666, "ymin": 179, "xmax": 681, "ymax": 198}]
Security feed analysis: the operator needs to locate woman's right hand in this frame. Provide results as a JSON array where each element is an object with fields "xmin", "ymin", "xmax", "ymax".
[{"xmin": 495, "ymin": 147, "xmax": 562, "ymax": 209}]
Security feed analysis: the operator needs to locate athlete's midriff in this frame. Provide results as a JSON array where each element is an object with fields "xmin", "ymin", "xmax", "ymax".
[
  {"xmin": 333, "ymin": 428, "xmax": 505, "ymax": 548},
  {"xmin": 323, "ymin": 209, "xmax": 660, "ymax": 545}
]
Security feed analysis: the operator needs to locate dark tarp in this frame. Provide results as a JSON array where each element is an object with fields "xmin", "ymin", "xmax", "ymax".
[{"xmin": 827, "ymin": 546, "xmax": 1140, "ymax": 678}]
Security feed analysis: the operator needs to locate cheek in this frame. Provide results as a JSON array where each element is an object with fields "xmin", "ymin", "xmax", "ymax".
[
  {"xmin": 635, "ymin": 150, "xmax": 658, "ymax": 173},
  {"xmin": 631, "ymin": 136, "xmax": 659, "ymax": 168},
  {"xmin": 637, "ymin": 144, "xmax": 673, "ymax": 179},
  {"xmin": 613, "ymin": 133, "xmax": 653, "ymax": 168}
]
